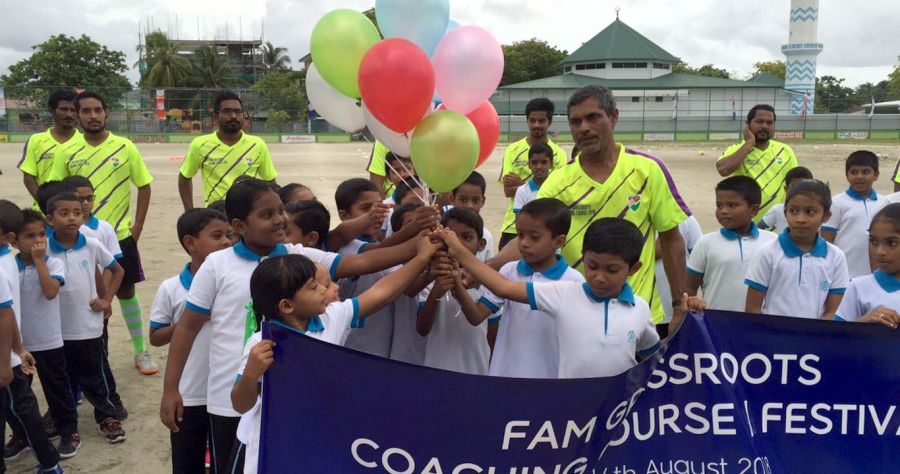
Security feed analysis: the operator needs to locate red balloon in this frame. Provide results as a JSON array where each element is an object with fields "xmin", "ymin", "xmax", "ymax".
[
  {"xmin": 358, "ymin": 39, "xmax": 435, "ymax": 133},
  {"xmin": 466, "ymin": 101, "xmax": 500, "ymax": 168}
]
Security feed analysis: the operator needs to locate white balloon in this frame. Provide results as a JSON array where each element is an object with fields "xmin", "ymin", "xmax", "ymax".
[
  {"xmin": 306, "ymin": 64, "xmax": 366, "ymax": 133},
  {"xmin": 362, "ymin": 102, "xmax": 412, "ymax": 157}
]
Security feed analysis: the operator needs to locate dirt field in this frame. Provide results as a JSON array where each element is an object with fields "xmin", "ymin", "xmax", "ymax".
[{"xmin": 0, "ymin": 140, "xmax": 897, "ymax": 473}]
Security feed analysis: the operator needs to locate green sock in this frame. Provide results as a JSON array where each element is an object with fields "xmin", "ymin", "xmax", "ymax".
[{"xmin": 119, "ymin": 295, "xmax": 146, "ymax": 354}]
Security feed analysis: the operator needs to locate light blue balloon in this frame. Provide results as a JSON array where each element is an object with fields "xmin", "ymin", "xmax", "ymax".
[
  {"xmin": 376, "ymin": 0, "xmax": 450, "ymax": 57},
  {"xmin": 444, "ymin": 19, "xmax": 460, "ymax": 35}
]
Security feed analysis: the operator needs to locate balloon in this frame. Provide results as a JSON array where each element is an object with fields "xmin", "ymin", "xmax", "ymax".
[
  {"xmin": 310, "ymin": 9, "xmax": 380, "ymax": 99},
  {"xmin": 444, "ymin": 19, "xmax": 460, "ymax": 35},
  {"xmin": 375, "ymin": 0, "xmax": 449, "ymax": 57},
  {"xmin": 465, "ymin": 101, "xmax": 500, "ymax": 168},
  {"xmin": 410, "ymin": 111, "xmax": 480, "ymax": 192},
  {"xmin": 362, "ymin": 103, "xmax": 411, "ymax": 157},
  {"xmin": 432, "ymin": 26, "xmax": 504, "ymax": 115},
  {"xmin": 305, "ymin": 64, "xmax": 366, "ymax": 133},
  {"xmin": 358, "ymin": 39, "xmax": 435, "ymax": 133}
]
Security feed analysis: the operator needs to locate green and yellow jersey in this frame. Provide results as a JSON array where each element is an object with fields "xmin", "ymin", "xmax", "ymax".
[
  {"xmin": 499, "ymin": 137, "xmax": 567, "ymax": 235},
  {"xmin": 367, "ymin": 140, "xmax": 395, "ymax": 197},
  {"xmin": 718, "ymin": 140, "xmax": 798, "ymax": 222},
  {"xmin": 180, "ymin": 132, "xmax": 277, "ymax": 206},
  {"xmin": 18, "ymin": 129, "xmax": 82, "ymax": 207}
]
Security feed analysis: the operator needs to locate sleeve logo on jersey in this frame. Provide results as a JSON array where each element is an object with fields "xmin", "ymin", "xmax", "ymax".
[
  {"xmin": 627, "ymin": 194, "xmax": 642, "ymax": 212},
  {"xmin": 818, "ymin": 281, "xmax": 830, "ymax": 292},
  {"xmin": 627, "ymin": 330, "xmax": 636, "ymax": 344},
  {"xmin": 572, "ymin": 204, "xmax": 594, "ymax": 217}
]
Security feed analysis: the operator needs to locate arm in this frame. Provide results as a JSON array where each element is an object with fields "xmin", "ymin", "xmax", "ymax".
[
  {"xmin": 437, "ymin": 230, "xmax": 529, "ymax": 304},
  {"xmin": 132, "ymin": 184, "xmax": 151, "ymax": 241},
  {"xmin": 502, "ymin": 175, "xmax": 523, "ymax": 198},
  {"xmin": 325, "ymin": 202, "xmax": 391, "ymax": 252},
  {"xmin": 231, "ymin": 340, "xmax": 274, "ymax": 414},
  {"xmin": 160, "ymin": 309, "xmax": 207, "ymax": 431},
  {"xmin": 452, "ymin": 274, "xmax": 493, "ymax": 327},
  {"xmin": 820, "ymin": 230, "xmax": 836, "ymax": 243},
  {"xmin": 149, "ymin": 325, "xmax": 176, "ymax": 347},
  {"xmin": 0, "ymin": 309, "xmax": 12, "ymax": 386},
  {"xmin": 745, "ymin": 287, "xmax": 765, "ymax": 314},
  {"xmin": 856, "ymin": 307, "xmax": 900, "ymax": 328},
  {"xmin": 178, "ymin": 174, "xmax": 194, "ymax": 211},
  {"xmin": 357, "ymin": 239, "xmax": 437, "ymax": 317},
  {"xmin": 486, "ymin": 236, "xmax": 521, "ymax": 270},
  {"xmin": 10, "ymin": 320, "xmax": 36, "ymax": 375},
  {"xmin": 715, "ymin": 127, "xmax": 755, "ymax": 176},
  {"xmin": 23, "ymin": 173, "xmax": 39, "ymax": 201},
  {"xmin": 365, "ymin": 206, "xmax": 440, "ymax": 252},
  {"xmin": 658, "ymin": 227, "xmax": 687, "ymax": 306},
  {"xmin": 821, "ymin": 293, "xmax": 843, "ymax": 321},
  {"xmin": 32, "ymin": 241, "xmax": 60, "ymax": 299},
  {"xmin": 369, "ymin": 173, "xmax": 387, "ymax": 198},
  {"xmin": 686, "ymin": 273, "xmax": 703, "ymax": 297},
  {"xmin": 90, "ymin": 262, "xmax": 123, "ymax": 313},
  {"xmin": 334, "ymin": 236, "xmax": 419, "ymax": 279},
  {"xmin": 416, "ymin": 276, "xmax": 453, "ymax": 336}
]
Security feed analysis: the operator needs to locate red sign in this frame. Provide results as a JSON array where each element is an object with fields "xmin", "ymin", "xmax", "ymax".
[{"xmin": 156, "ymin": 90, "xmax": 166, "ymax": 120}]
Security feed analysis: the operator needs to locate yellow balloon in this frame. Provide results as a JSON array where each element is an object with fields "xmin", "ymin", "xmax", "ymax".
[
  {"xmin": 410, "ymin": 111, "xmax": 480, "ymax": 193},
  {"xmin": 311, "ymin": 9, "xmax": 381, "ymax": 99}
]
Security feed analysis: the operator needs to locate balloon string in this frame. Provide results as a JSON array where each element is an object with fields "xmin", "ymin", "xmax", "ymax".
[
  {"xmin": 384, "ymin": 159, "xmax": 430, "ymax": 206},
  {"xmin": 394, "ymin": 154, "xmax": 430, "ymax": 195}
]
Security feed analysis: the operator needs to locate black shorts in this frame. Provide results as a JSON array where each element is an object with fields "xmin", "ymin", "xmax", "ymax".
[{"xmin": 116, "ymin": 236, "xmax": 145, "ymax": 287}]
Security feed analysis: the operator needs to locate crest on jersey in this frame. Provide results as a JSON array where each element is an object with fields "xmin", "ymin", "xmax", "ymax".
[
  {"xmin": 110, "ymin": 156, "xmax": 121, "ymax": 168},
  {"xmin": 627, "ymin": 194, "xmax": 642, "ymax": 212},
  {"xmin": 627, "ymin": 330, "xmax": 636, "ymax": 344}
]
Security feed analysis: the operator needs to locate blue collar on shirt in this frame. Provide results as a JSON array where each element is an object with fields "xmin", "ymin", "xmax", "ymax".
[
  {"xmin": 178, "ymin": 263, "xmax": 194, "ymax": 290},
  {"xmin": 517, "ymin": 255, "xmax": 569, "ymax": 280},
  {"xmin": 873, "ymin": 269, "xmax": 900, "ymax": 293},
  {"xmin": 582, "ymin": 282, "xmax": 636, "ymax": 305},
  {"xmin": 778, "ymin": 229, "xmax": 827, "ymax": 258},
  {"xmin": 47, "ymin": 229, "xmax": 87, "ymax": 253},
  {"xmin": 232, "ymin": 239, "xmax": 289, "ymax": 262},
  {"xmin": 85, "ymin": 215, "xmax": 100, "ymax": 230},
  {"xmin": 15, "ymin": 254, "xmax": 49, "ymax": 270},
  {"xmin": 846, "ymin": 187, "xmax": 877, "ymax": 201},
  {"xmin": 720, "ymin": 222, "xmax": 759, "ymax": 240},
  {"xmin": 272, "ymin": 317, "xmax": 325, "ymax": 334},
  {"xmin": 0, "ymin": 245, "xmax": 9, "ymax": 257},
  {"xmin": 358, "ymin": 235, "xmax": 376, "ymax": 244},
  {"xmin": 527, "ymin": 180, "xmax": 540, "ymax": 192}
]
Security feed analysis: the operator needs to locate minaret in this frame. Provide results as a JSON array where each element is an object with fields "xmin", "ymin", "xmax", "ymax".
[{"xmin": 782, "ymin": 0, "xmax": 823, "ymax": 114}]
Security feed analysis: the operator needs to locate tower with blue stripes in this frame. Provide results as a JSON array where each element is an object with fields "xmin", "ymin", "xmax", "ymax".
[{"xmin": 782, "ymin": 0, "xmax": 823, "ymax": 114}]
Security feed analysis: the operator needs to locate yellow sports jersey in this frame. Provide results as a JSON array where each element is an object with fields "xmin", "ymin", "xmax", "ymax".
[
  {"xmin": 18, "ymin": 129, "xmax": 82, "ymax": 208},
  {"xmin": 49, "ymin": 133, "xmax": 154, "ymax": 240},
  {"xmin": 537, "ymin": 145, "xmax": 691, "ymax": 323},
  {"xmin": 366, "ymin": 140, "xmax": 395, "ymax": 197},
  {"xmin": 180, "ymin": 132, "xmax": 277, "ymax": 206},
  {"xmin": 499, "ymin": 138, "xmax": 568, "ymax": 235},
  {"xmin": 891, "ymin": 158, "xmax": 900, "ymax": 186},
  {"xmin": 718, "ymin": 140, "xmax": 798, "ymax": 223}
]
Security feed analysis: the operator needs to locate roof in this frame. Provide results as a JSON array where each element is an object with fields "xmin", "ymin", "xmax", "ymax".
[
  {"xmin": 562, "ymin": 19, "xmax": 678, "ymax": 64},
  {"xmin": 748, "ymin": 73, "xmax": 785, "ymax": 86},
  {"xmin": 500, "ymin": 73, "xmax": 785, "ymax": 90}
]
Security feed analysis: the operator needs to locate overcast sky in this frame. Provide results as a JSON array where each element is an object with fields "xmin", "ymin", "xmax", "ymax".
[{"xmin": 0, "ymin": 0, "xmax": 896, "ymax": 88}]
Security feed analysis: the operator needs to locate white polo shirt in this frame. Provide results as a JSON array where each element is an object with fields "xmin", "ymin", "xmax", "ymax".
[
  {"xmin": 0, "ymin": 263, "xmax": 20, "ymax": 368},
  {"xmin": 513, "ymin": 180, "xmax": 540, "ymax": 214},
  {"xmin": 419, "ymin": 286, "xmax": 492, "ymax": 375},
  {"xmin": 745, "ymin": 231, "xmax": 849, "ymax": 319},
  {"xmin": 47, "ymin": 231, "xmax": 116, "ymax": 341},
  {"xmin": 17, "ymin": 255, "xmax": 66, "ymax": 352},
  {"xmin": 80, "ymin": 215, "xmax": 123, "ymax": 259},
  {"xmin": 834, "ymin": 270, "xmax": 900, "ymax": 322},
  {"xmin": 388, "ymin": 266, "xmax": 427, "ymax": 365},
  {"xmin": 760, "ymin": 203, "xmax": 787, "ymax": 233},
  {"xmin": 528, "ymin": 281, "xmax": 659, "ymax": 378},
  {"xmin": 656, "ymin": 215, "xmax": 703, "ymax": 323},
  {"xmin": 339, "ymin": 240, "xmax": 393, "ymax": 358},
  {"xmin": 688, "ymin": 223, "xmax": 778, "ymax": 312},
  {"xmin": 482, "ymin": 256, "xmax": 584, "ymax": 378},
  {"xmin": 185, "ymin": 240, "xmax": 342, "ymax": 417},
  {"xmin": 822, "ymin": 189, "xmax": 888, "ymax": 279},
  {"xmin": 150, "ymin": 264, "xmax": 211, "ymax": 407}
]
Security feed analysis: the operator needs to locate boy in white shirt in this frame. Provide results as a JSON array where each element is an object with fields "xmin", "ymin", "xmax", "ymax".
[
  {"xmin": 447, "ymin": 171, "xmax": 494, "ymax": 262},
  {"xmin": 759, "ymin": 166, "xmax": 813, "ymax": 233},
  {"xmin": 688, "ymin": 176, "xmax": 778, "ymax": 312},
  {"xmin": 386, "ymin": 204, "xmax": 428, "ymax": 365},
  {"xmin": 63, "ymin": 176, "xmax": 123, "ymax": 260},
  {"xmin": 512, "ymin": 143, "xmax": 554, "ymax": 215}
]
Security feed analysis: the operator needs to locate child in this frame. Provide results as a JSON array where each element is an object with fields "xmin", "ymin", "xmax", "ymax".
[
  {"xmin": 822, "ymin": 150, "xmax": 889, "ymax": 278},
  {"xmin": 512, "ymin": 143, "xmax": 554, "ymax": 214},
  {"xmin": 688, "ymin": 176, "xmax": 778, "ymax": 312},
  {"xmin": 448, "ymin": 171, "xmax": 494, "ymax": 262},
  {"xmin": 436, "ymin": 217, "xmax": 705, "ymax": 378},
  {"xmin": 745, "ymin": 180, "xmax": 849, "ymax": 319},
  {"xmin": 417, "ymin": 208, "xmax": 494, "ymax": 375},
  {"xmin": 44, "ymin": 192, "xmax": 128, "ymax": 443},
  {"xmin": 63, "ymin": 176, "xmax": 124, "ymax": 260},
  {"xmin": 14, "ymin": 209, "xmax": 81, "ymax": 459},
  {"xmin": 381, "ymin": 179, "xmax": 432, "ymax": 237},
  {"xmin": 384, "ymin": 152, "xmax": 417, "ymax": 203},
  {"xmin": 160, "ymin": 178, "xmax": 426, "ymax": 473},
  {"xmin": 284, "ymin": 200, "xmax": 331, "ymax": 249},
  {"xmin": 277, "ymin": 183, "xmax": 315, "ymax": 204},
  {"xmin": 233, "ymin": 239, "xmax": 437, "ymax": 474},
  {"xmin": 834, "ymin": 203, "xmax": 900, "ymax": 328},
  {"xmin": 386, "ymin": 203, "xmax": 428, "ymax": 365},
  {"xmin": 759, "ymin": 166, "xmax": 813, "ymax": 233},
  {"xmin": 654, "ymin": 215, "xmax": 703, "ymax": 336},
  {"xmin": 149, "ymin": 208, "xmax": 231, "ymax": 473}
]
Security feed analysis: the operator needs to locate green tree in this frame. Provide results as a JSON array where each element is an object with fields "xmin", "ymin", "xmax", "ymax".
[
  {"xmin": 191, "ymin": 45, "xmax": 237, "ymax": 88},
  {"xmin": 139, "ymin": 31, "xmax": 193, "ymax": 88},
  {"xmin": 671, "ymin": 60, "xmax": 730, "ymax": 78},
  {"xmin": 261, "ymin": 42, "xmax": 291, "ymax": 72},
  {"xmin": 253, "ymin": 70, "xmax": 307, "ymax": 121},
  {"xmin": 890, "ymin": 65, "xmax": 900, "ymax": 98},
  {"xmin": 501, "ymin": 39, "xmax": 567, "ymax": 86},
  {"xmin": 751, "ymin": 60, "xmax": 786, "ymax": 80},
  {"xmin": 815, "ymin": 75, "xmax": 855, "ymax": 113}
]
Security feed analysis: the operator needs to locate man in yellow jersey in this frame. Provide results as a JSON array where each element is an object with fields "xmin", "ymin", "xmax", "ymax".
[
  {"xmin": 18, "ymin": 90, "xmax": 81, "ymax": 205},
  {"xmin": 367, "ymin": 140, "xmax": 399, "ymax": 197},
  {"xmin": 492, "ymin": 86, "xmax": 691, "ymax": 329},
  {"xmin": 48, "ymin": 91, "xmax": 158, "ymax": 376},
  {"xmin": 890, "ymin": 157, "xmax": 900, "ymax": 192},
  {"xmin": 497, "ymin": 98, "xmax": 568, "ymax": 250},
  {"xmin": 178, "ymin": 91, "xmax": 277, "ymax": 210},
  {"xmin": 716, "ymin": 104, "xmax": 798, "ymax": 221}
]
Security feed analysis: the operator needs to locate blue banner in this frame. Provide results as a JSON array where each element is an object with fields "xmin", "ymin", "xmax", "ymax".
[{"xmin": 260, "ymin": 311, "xmax": 899, "ymax": 473}]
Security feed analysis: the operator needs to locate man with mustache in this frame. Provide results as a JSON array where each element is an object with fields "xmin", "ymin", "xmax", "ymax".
[
  {"xmin": 716, "ymin": 104, "xmax": 799, "ymax": 222},
  {"xmin": 178, "ymin": 91, "xmax": 278, "ymax": 211},
  {"xmin": 18, "ymin": 90, "xmax": 81, "ymax": 207}
]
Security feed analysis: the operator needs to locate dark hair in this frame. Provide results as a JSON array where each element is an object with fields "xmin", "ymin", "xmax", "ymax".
[
  {"xmin": 784, "ymin": 166, "xmax": 813, "ymax": 187},
  {"xmin": 870, "ymin": 203, "xmax": 900, "ymax": 233},
  {"xmin": 335, "ymin": 178, "xmax": 379, "ymax": 213},
  {"xmin": 715, "ymin": 176, "xmax": 762, "ymax": 207},
  {"xmin": 441, "ymin": 207, "xmax": 483, "ymax": 239},
  {"xmin": 36, "ymin": 181, "xmax": 73, "ymax": 214},
  {"xmin": 452, "ymin": 171, "xmax": 486, "ymax": 196},
  {"xmin": 48, "ymin": 90, "xmax": 76, "ymax": 110},
  {"xmin": 583, "ymin": 218, "xmax": 643, "ymax": 266},
  {"xmin": 384, "ymin": 152, "xmax": 413, "ymax": 175},
  {"xmin": 845, "ymin": 150, "xmax": 879, "ymax": 174},
  {"xmin": 278, "ymin": 183, "xmax": 311, "ymax": 204},
  {"xmin": 285, "ymin": 200, "xmax": 330, "ymax": 247},
  {"xmin": 518, "ymin": 198, "xmax": 571, "ymax": 237},
  {"xmin": 207, "ymin": 200, "xmax": 227, "ymax": 214},
  {"xmin": 62, "ymin": 175, "xmax": 93, "ymax": 190},
  {"xmin": 747, "ymin": 104, "xmax": 776, "ymax": 123},
  {"xmin": 567, "ymin": 85, "xmax": 616, "ymax": 117},
  {"xmin": 786, "ymin": 179, "xmax": 831, "ymax": 212},
  {"xmin": 525, "ymin": 98, "xmax": 555, "ymax": 122},
  {"xmin": 177, "ymin": 208, "xmax": 228, "ymax": 252},
  {"xmin": 250, "ymin": 254, "xmax": 318, "ymax": 327},
  {"xmin": 214, "ymin": 91, "xmax": 242, "ymax": 112},
  {"xmin": 391, "ymin": 202, "xmax": 422, "ymax": 232},
  {"xmin": 528, "ymin": 143, "xmax": 553, "ymax": 161},
  {"xmin": 225, "ymin": 178, "xmax": 279, "ymax": 221},
  {"xmin": 74, "ymin": 91, "xmax": 107, "ymax": 111},
  {"xmin": 0, "ymin": 200, "xmax": 24, "ymax": 236},
  {"xmin": 46, "ymin": 192, "xmax": 81, "ymax": 216},
  {"xmin": 20, "ymin": 208, "xmax": 46, "ymax": 229}
]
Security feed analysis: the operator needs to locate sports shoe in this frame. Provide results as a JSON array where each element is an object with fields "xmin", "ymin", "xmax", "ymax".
[
  {"xmin": 4, "ymin": 435, "xmax": 31, "ymax": 460},
  {"xmin": 33, "ymin": 464, "xmax": 64, "ymax": 473},
  {"xmin": 57, "ymin": 433, "xmax": 80, "ymax": 459},
  {"xmin": 134, "ymin": 352, "xmax": 159, "ymax": 375},
  {"xmin": 76, "ymin": 392, "xmax": 84, "ymax": 405},
  {"xmin": 99, "ymin": 418, "xmax": 126, "ymax": 444},
  {"xmin": 42, "ymin": 411, "xmax": 59, "ymax": 440},
  {"xmin": 115, "ymin": 403, "xmax": 129, "ymax": 421}
]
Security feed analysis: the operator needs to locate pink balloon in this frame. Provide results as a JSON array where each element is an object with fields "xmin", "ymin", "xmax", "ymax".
[
  {"xmin": 358, "ymin": 38, "xmax": 435, "ymax": 133},
  {"xmin": 466, "ymin": 101, "xmax": 500, "ymax": 168},
  {"xmin": 432, "ymin": 26, "xmax": 503, "ymax": 115}
]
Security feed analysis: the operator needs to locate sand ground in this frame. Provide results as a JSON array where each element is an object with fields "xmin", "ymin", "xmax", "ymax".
[{"xmin": 0, "ymin": 140, "xmax": 897, "ymax": 473}]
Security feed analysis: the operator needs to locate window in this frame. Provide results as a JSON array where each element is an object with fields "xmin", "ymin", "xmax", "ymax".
[
  {"xmin": 565, "ymin": 66, "xmax": 572, "ymax": 72},
  {"xmin": 632, "ymin": 97, "xmax": 641, "ymax": 103},
  {"xmin": 655, "ymin": 96, "xmax": 664, "ymax": 102},
  {"xmin": 653, "ymin": 63, "xmax": 671, "ymax": 70},
  {"xmin": 612, "ymin": 62, "xmax": 648, "ymax": 69},
  {"xmin": 574, "ymin": 63, "xmax": 605, "ymax": 70}
]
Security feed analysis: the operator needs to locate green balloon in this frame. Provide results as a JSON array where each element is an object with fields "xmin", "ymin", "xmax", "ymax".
[
  {"xmin": 411, "ymin": 111, "xmax": 480, "ymax": 193},
  {"xmin": 311, "ymin": 9, "xmax": 381, "ymax": 99}
]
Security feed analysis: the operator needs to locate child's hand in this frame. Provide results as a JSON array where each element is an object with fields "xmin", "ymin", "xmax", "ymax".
[
  {"xmin": 19, "ymin": 351, "xmax": 37, "ymax": 375},
  {"xmin": 244, "ymin": 340, "xmax": 276, "ymax": 380},
  {"xmin": 458, "ymin": 268, "xmax": 478, "ymax": 290},
  {"xmin": 416, "ymin": 233, "xmax": 443, "ymax": 258},
  {"xmin": 679, "ymin": 293, "xmax": 707, "ymax": 313},
  {"xmin": 90, "ymin": 298, "xmax": 111, "ymax": 313},
  {"xmin": 502, "ymin": 173, "xmax": 524, "ymax": 188},
  {"xmin": 429, "ymin": 275, "xmax": 455, "ymax": 300},
  {"xmin": 368, "ymin": 202, "xmax": 392, "ymax": 227},
  {"xmin": 434, "ymin": 229, "xmax": 465, "ymax": 257},
  {"xmin": 859, "ymin": 307, "xmax": 900, "ymax": 329},
  {"xmin": 413, "ymin": 206, "xmax": 441, "ymax": 232},
  {"xmin": 31, "ymin": 239, "xmax": 47, "ymax": 261},
  {"xmin": 428, "ymin": 252, "xmax": 454, "ymax": 279}
]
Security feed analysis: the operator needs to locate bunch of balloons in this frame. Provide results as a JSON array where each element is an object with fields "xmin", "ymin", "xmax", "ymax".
[{"xmin": 306, "ymin": 0, "xmax": 502, "ymax": 192}]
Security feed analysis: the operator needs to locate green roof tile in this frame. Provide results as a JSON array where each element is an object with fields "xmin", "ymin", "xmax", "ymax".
[
  {"xmin": 500, "ymin": 73, "xmax": 785, "ymax": 90},
  {"xmin": 562, "ymin": 19, "xmax": 679, "ymax": 64}
]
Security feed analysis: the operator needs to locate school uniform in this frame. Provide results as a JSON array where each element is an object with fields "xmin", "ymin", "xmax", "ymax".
[
  {"xmin": 419, "ymin": 286, "xmax": 492, "ymax": 375},
  {"xmin": 388, "ymin": 274, "xmax": 426, "ymax": 365},
  {"xmin": 80, "ymin": 215, "xmax": 123, "ymax": 259},
  {"xmin": 656, "ymin": 215, "xmax": 703, "ymax": 324},
  {"xmin": 512, "ymin": 180, "xmax": 540, "ymax": 214},
  {"xmin": 822, "ymin": 188, "xmax": 889, "ymax": 279},
  {"xmin": 760, "ymin": 203, "xmax": 788, "ymax": 233},
  {"xmin": 339, "ymin": 239, "xmax": 393, "ymax": 358},
  {"xmin": 834, "ymin": 270, "xmax": 900, "ymax": 321}
]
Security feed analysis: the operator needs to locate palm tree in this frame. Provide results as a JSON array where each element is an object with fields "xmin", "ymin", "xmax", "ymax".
[
  {"xmin": 138, "ymin": 31, "xmax": 192, "ymax": 87},
  {"xmin": 261, "ymin": 42, "xmax": 291, "ymax": 72},
  {"xmin": 190, "ymin": 45, "xmax": 237, "ymax": 88}
]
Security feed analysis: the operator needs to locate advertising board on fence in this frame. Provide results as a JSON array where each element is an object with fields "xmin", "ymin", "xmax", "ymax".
[
  {"xmin": 837, "ymin": 131, "xmax": 868, "ymax": 140},
  {"xmin": 280, "ymin": 134, "xmax": 317, "ymax": 144}
]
